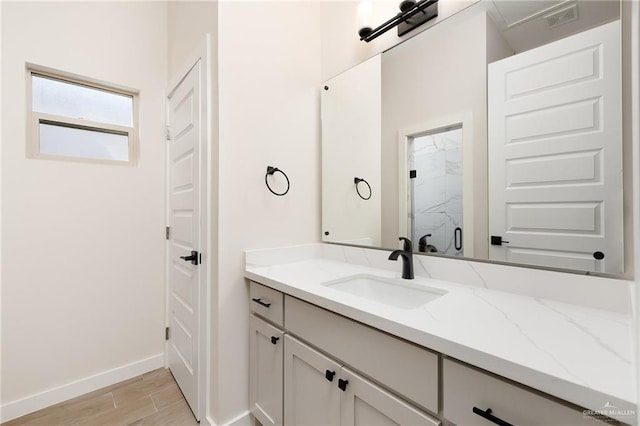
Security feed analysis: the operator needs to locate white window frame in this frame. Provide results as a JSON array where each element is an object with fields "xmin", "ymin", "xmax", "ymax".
[{"xmin": 26, "ymin": 64, "xmax": 139, "ymax": 166}]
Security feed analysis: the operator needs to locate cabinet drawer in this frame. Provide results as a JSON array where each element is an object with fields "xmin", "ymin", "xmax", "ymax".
[
  {"xmin": 285, "ymin": 295, "xmax": 439, "ymax": 414},
  {"xmin": 443, "ymin": 358, "xmax": 606, "ymax": 426},
  {"xmin": 249, "ymin": 281, "xmax": 284, "ymax": 327}
]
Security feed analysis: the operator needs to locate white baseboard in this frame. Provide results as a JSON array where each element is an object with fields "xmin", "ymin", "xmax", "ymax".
[
  {"xmin": 1, "ymin": 353, "xmax": 164, "ymax": 423},
  {"xmin": 206, "ymin": 411, "xmax": 252, "ymax": 426}
]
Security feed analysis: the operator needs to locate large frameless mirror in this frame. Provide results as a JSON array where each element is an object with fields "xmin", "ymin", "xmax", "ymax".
[{"xmin": 321, "ymin": 0, "xmax": 625, "ymax": 275}]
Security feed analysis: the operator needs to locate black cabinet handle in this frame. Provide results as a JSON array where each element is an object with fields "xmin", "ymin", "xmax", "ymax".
[
  {"xmin": 251, "ymin": 298, "xmax": 271, "ymax": 308},
  {"xmin": 325, "ymin": 370, "xmax": 336, "ymax": 382},
  {"xmin": 472, "ymin": 407, "xmax": 513, "ymax": 426},
  {"xmin": 338, "ymin": 378, "xmax": 349, "ymax": 391},
  {"xmin": 270, "ymin": 336, "xmax": 279, "ymax": 345},
  {"xmin": 593, "ymin": 251, "xmax": 605, "ymax": 260}
]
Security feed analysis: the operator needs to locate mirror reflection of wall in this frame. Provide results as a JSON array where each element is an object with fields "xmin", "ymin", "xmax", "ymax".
[
  {"xmin": 382, "ymin": 6, "xmax": 503, "ymax": 258},
  {"xmin": 320, "ymin": 0, "xmax": 626, "ymax": 276},
  {"xmin": 321, "ymin": 55, "xmax": 382, "ymax": 246},
  {"xmin": 409, "ymin": 127, "xmax": 464, "ymax": 256}
]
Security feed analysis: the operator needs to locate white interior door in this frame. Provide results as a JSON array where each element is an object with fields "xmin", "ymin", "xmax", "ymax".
[
  {"xmin": 167, "ymin": 59, "xmax": 202, "ymax": 418},
  {"xmin": 488, "ymin": 20, "xmax": 622, "ymax": 273}
]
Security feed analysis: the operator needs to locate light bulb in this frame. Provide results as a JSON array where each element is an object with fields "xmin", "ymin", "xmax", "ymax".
[{"xmin": 357, "ymin": 0, "xmax": 373, "ymax": 38}]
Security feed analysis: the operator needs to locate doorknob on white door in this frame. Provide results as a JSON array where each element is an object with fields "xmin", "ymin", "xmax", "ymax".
[
  {"xmin": 490, "ymin": 236, "xmax": 509, "ymax": 246},
  {"xmin": 180, "ymin": 250, "xmax": 200, "ymax": 265}
]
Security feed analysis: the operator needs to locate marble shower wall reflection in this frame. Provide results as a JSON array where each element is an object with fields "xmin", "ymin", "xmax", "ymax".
[{"xmin": 410, "ymin": 127, "xmax": 463, "ymax": 256}]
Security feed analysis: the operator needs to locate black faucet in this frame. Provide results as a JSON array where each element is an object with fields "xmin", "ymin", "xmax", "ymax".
[
  {"xmin": 418, "ymin": 234, "xmax": 438, "ymax": 253},
  {"xmin": 388, "ymin": 237, "xmax": 414, "ymax": 279}
]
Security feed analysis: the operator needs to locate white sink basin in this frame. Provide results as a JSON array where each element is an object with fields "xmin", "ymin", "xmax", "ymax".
[{"xmin": 322, "ymin": 274, "xmax": 446, "ymax": 309}]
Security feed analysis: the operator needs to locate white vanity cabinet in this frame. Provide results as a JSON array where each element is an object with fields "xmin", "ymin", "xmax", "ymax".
[
  {"xmin": 250, "ymin": 281, "xmax": 284, "ymax": 327},
  {"xmin": 249, "ymin": 315, "xmax": 284, "ymax": 426},
  {"xmin": 283, "ymin": 335, "xmax": 342, "ymax": 425},
  {"xmin": 284, "ymin": 295, "xmax": 440, "ymax": 414},
  {"xmin": 284, "ymin": 335, "xmax": 439, "ymax": 426},
  {"xmin": 248, "ymin": 281, "xmax": 623, "ymax": 426},
  {"xmin": 249, "ymin": 281, "xmax": 440, "ymax": 426},
  {"xmin": 249, "ymin": 282, "xmax": 285, "ymax": 426},
  {"xmin": 443, "ymin": 358, "xmax": 606, "ymax": 426}
]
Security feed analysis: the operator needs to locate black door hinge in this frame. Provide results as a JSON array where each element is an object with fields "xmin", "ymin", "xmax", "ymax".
[
  {"xmin": 410, "ymin": 170, "xmax": 417, "ymax": 179},
  {"xmin": 166, "ymin": 227, "xmax": 171, "ymax": 240},
  {"xmin": 165, "ymin": 327, "xmax": 170, "ymax": 341}
]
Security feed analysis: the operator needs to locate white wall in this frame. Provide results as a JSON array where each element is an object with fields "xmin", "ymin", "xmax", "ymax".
[
  {"xmin": 216, "ymin": 3, "xmax": 321, "ymax": 423},
  {"xmin": 627, "ymin": 0, "xmax": 640, "ymax": 419},
  {"xmin": 321, "ymin": 55, "xmax": 381, "ymax": 247},
  {"xmin": 168, "ymin": 2, "xmax": 322, "ymax": 424},
  {"xmin": 1, "ymin": 0, "xmax": 167, "ymax": 418}
]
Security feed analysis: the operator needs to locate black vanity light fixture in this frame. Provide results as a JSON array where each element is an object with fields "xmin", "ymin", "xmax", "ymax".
[{"xmin": 359, "ymin": 0, "xmax": 438, "ymax": 43}]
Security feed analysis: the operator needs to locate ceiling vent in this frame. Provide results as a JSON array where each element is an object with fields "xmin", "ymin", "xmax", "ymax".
[{"xmin": 545, "ymin": 4, "xmax": 579, "ymax": 29}]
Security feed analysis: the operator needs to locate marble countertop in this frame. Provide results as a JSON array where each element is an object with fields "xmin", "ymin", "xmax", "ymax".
[{"xmin": 245, "ymin": 256, "xmax": 636, "ymax": 423}]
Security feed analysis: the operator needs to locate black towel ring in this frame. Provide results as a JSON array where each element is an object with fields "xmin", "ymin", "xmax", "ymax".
[
  {"xmin": 354, "ymin": 177, "xmax": 372, "ymax": 200},
  {"xmin": 265, "ymin": 166, "xmax": 290, "ymax": 196}
]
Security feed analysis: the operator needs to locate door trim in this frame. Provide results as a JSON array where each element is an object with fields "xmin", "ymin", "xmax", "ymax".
[
  {"xmin": 165, "ymin": 34, "xmax": 211, "ymax": 423},
  {"xmin": 398, "ymin": 111, "xmax": 474, "ymax": 257}
]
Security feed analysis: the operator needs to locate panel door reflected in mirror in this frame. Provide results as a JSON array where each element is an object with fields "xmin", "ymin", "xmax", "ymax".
[{"xmin": 488, "ymin": 20, "xmax": 622, "ymax": 274}]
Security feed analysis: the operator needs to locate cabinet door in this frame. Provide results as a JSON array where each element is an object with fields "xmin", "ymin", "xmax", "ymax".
[
  {"xmin": 284, "ymin": 335, "xmax": 341, "ymax": 426},
  {"xmin": 340, "ymin": 367, "xmax": 440, "ymax": 426},
  {"xmin": 250, "ymin": 314, "xmax": 284, "ymax": 426}
]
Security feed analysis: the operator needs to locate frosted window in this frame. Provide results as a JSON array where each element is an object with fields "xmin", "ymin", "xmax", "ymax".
[
  {"xmin": 39, "ymin": 123, "xmax": 129, "ymax": 162},
  {"xmin": 32, "ymin": 75, "xmax": 133, "ymax": 127}
]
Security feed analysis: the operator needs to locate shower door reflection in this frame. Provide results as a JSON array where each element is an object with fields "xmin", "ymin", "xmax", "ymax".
[{"xmin": 409, "ymin": 126, "xmax": 463, "ymax": 256}]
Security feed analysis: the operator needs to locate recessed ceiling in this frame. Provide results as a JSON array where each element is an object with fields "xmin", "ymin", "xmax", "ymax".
[
  {"xmin": 483, "ymin": 0, "xmax": 620, "ymax": 53},
  {"xmin": 492, "ymin": 0, "xmax": 569, "ymax": 28}
]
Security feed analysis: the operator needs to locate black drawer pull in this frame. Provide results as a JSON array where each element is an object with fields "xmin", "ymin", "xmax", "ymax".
[
  {"xmin": 325, "ymin": 370, "xmax": 336, "ymax": 382},
  {"xmin": 271, "ymin": 336, "xmax": 279, "ymax": 345},
  {"xmin": 251, "ymin": 298, "xmax": 271, "ymax": 308},
  {"xmin": 338, "ymin": 378, "xmax": 349, "ymax": 391},
  {"xmin": 472, "ymin": 407, "xmax": 513, "ymax": 426}
]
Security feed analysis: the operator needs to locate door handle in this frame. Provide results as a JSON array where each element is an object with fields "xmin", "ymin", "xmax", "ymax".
[
  {"xmin": 455, "ymin": 227, "xmax": 463, "ymax": 251},
  {"xmin": 490, "ymin": 236, "xmax": 509, "ymax": 246},
  {"xmin": 180, "ymin": 250, "xmax": 200, "ymax": 265}
]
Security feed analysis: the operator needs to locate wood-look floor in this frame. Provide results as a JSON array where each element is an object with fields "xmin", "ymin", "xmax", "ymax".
[{"xmin": 3, "ymin": 368, "xmax": 198, "ymax": 426}]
